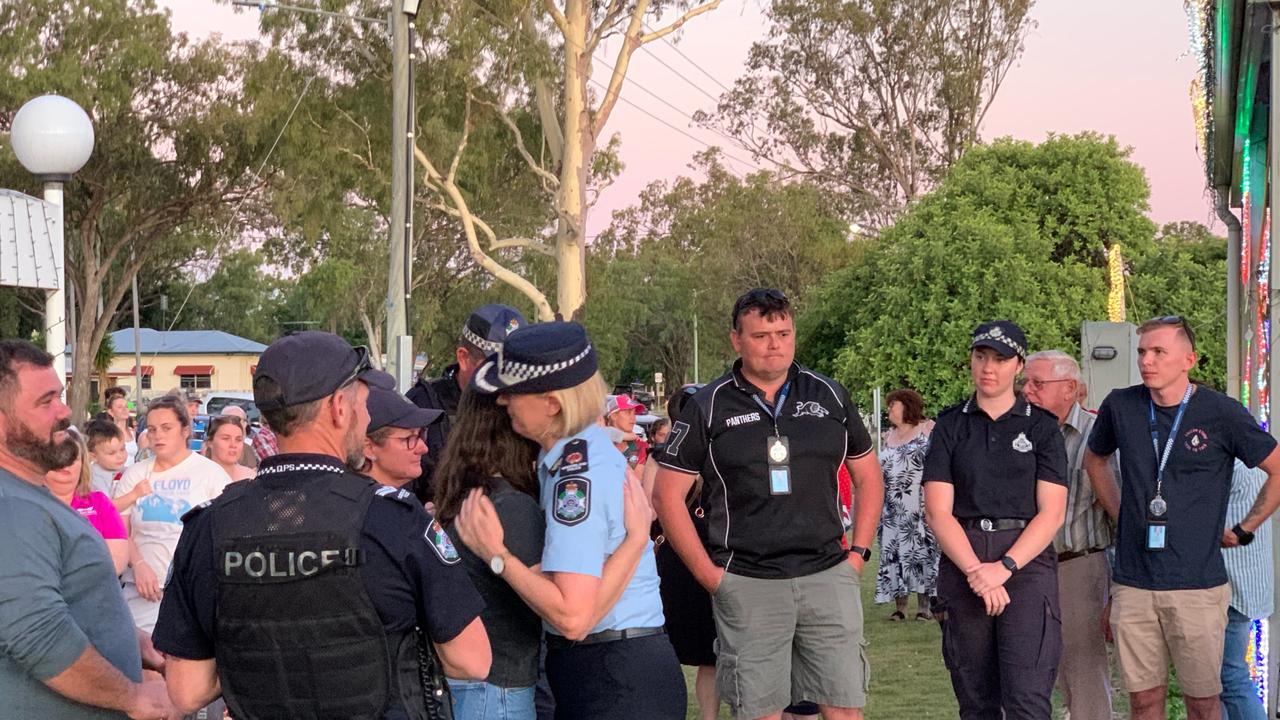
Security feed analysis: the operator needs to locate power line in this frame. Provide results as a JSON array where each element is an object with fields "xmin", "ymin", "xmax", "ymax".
[
  {"xmin": 461, "ymin": 0, "xmax": 768, "ymax": 176},
  {"xmin": 639, "ymin": 20, "xmax": 732, "ymax": 93}
]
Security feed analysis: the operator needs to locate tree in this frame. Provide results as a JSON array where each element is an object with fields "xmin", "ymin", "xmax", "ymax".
[
  {"xmin": 700, "ymin": 0, "xmax": 1033, "ymax": 228},
  {"xmin": 408, "ymin": 0, "xmax": 723, "ymax": 320},
  {"xmin": 146, "ymin": 250, "xmax": 287, "ymax": 345},
  {"xmin": 0, "ymin": 0, "xmax": 292, "ymax": 421},
  {"xmin": 584, "ymin": 151, "xmax": 854, "ymax": 384},
  {"xmin": 796, "ymin": 134, "xmax": 1164, "ymax": 409}
]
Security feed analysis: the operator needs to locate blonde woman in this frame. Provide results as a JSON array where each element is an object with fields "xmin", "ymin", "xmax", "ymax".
[{"xmin": 456, "ymin": 322, "xmax": 686, "ymax": 719}]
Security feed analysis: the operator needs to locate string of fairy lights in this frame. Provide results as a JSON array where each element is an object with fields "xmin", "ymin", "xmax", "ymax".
[{"xmin": 1186, "ymin": 0, "xmax": 1269, "ymax": 702}]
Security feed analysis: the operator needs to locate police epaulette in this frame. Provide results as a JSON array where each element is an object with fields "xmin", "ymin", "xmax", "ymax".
[
  {"xmin": 181, "ymin": 499, "xmax": 214, "ymax": 524},
  {"xmin": 373, "ymin": 484, "xmax": 419, "ymax": 507}
]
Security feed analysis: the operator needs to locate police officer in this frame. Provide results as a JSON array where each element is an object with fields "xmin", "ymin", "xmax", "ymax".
[
  {"xmin": 152, "ymin": 331, "xmax": 491, "ymax": 719},
  {"xmin": 407, "ymin": 304, "xmax": 526, "ymax": 501},
  {"xmin": 454, "ymin": 321, "xmax": 686, "ymax": 720},
  {"xmin": 922, "ymin": 321, "xmax": 1069, "ymax": 720}
]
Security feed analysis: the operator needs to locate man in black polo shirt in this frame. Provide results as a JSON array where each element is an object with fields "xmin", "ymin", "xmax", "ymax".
[
  {"xmin": 1084, "ymin": 316, "xmax": 1280, "ymax": 720},
  {"xmin": 407, "ymin": 304, "xmax": 525, "ymax": 502},
  {"xmin": 654, "ymin": 288, "xmax": 884, "ymax": 720}
]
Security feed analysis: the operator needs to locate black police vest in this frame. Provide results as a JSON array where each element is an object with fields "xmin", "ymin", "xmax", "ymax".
[{"xmin": 208, "ymin": 472, "xmax": 426, "ymax": 720}]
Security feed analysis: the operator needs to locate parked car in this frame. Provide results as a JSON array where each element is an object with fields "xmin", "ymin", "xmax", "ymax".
[
  {"xmin": 611, "ymin": 382, "xmax": 656, "ymax": 411},
  {"xmin": 200, "ymin": 392, "xmax": 260, "ymax": 425}
]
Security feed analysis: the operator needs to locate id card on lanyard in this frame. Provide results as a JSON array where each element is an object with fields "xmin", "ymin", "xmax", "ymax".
[
  {"xmin": 1145, "ymin": 383, "xmax": 1193, "ymax": 551},
  {"xmin": 753, "ymin": 382, "xmax": 792, "ymax": 495}
]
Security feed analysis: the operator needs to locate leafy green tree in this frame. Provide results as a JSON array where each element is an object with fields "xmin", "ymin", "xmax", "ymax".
[
  {"xmin": 797, "ymin": 134, "xmax": 1163, "ymax": 410},
  {"xmin": 0, "ymin": 0, "xmax": 296, "ymax": 420},
  {"xmin": 701, "ymin": 0, "xmax": 1034, "ymax": 227}
]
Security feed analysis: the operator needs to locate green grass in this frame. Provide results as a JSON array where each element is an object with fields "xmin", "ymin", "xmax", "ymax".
[{"xmin": 681, "ymin": 546, "xmax": 1152, "ymax": 719}]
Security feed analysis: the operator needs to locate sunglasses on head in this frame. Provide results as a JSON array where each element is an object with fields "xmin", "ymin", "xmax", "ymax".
[
  {"xmin": 744, "ymin": 288, "xmax": 788, "ymax": 303},
  {"xmin": 338, "ymin": 346, "xmax": 373, "ymax": 389},
  {"xmin": 1146, "ymin": 315, "xmax": 1196, "ymax": 348}
]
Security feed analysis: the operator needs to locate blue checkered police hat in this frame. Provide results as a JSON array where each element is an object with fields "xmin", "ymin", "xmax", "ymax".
[
  {"xmin": 970, "ymin": 320, "xmax": 1028, "ymax": 360},
  {"xmin": 462, "ymin": 304, "xmax": 527, "ymax": 356},
  {"xmin": 472, "ymin": 322, "xmax": 598, "ymax": 395}
]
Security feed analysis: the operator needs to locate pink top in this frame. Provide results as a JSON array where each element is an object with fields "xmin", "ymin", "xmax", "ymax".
[{"xmin": 71, "ymin": 491, "xmax": 128, "ymax": 540}]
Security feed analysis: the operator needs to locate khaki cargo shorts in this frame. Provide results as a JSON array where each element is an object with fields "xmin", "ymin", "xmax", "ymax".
[
  {"xmin": 1110, "ymin": 582, "xmax": 1230, "ymax": 697},
  {"xmin": 712, "ymin": 560, "xmax": 869, "ymax": 719}
]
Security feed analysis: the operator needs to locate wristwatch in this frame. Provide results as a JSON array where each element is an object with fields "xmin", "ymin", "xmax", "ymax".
[
  {"xmin": 999, "ymin": 555, "xmax": 1019, "ymax": 573},
  {"xmin": 850, "ymin": 545, "xmax": 872, "ymax": 561},
  {"xmin": 488, "ymin": 552, "xmax": 507, "ymax": 575},
  {"xmin": 1232, "ymin": 524, "xmax": 1256, "ymax": 546}
]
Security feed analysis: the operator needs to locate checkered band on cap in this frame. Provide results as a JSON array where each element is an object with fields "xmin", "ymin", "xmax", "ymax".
[
  {"xmin": 462, "ymin": 326, "xmax": 503, "ymax": 355},
  {"xmin": 474, "ymin": 343, "xmax": 594, "ymax": 393},
  {"xmin": 972, "ymin": 327, "xmax": 1026, "ymax": 358}
]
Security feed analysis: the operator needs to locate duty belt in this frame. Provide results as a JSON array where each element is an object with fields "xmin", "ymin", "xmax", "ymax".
[
  {"xmin": 963, "ymin": 518, "xmax": 1028, "ymax": 532},
  {"xmin": 545, "ymin": 626, "xmax": 665, "ymax": 649}
]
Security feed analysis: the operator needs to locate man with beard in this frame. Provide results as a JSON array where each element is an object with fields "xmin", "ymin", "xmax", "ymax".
[
  {"xmin": 0, "ymin": 340, "xmax": 177, "ymax": 719},
  {"xmin": 153, "ymin": 331, "xmax": 491, "ymax": 718}
]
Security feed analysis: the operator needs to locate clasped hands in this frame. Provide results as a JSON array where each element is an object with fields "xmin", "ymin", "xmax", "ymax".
[{"xmin": 964, "ymin": 561, "xmax": 1013, "ymax": 616}]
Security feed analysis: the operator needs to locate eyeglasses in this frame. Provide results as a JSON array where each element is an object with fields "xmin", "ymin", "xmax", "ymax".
[
  {"xmin": 1024, "ymin": 378, "xmax": 1074, "ymax": 391},
  {"xmin": 1145, "ymin": 315, "xmax": 1197, "ymax": 349},
  {"xmin": 386, "ymin": 429, "xmax": 427, "ymax": 451}
]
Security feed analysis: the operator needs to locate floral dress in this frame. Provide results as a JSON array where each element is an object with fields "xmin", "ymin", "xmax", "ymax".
[{"xmin": 874, "ymin": 431, "xmax": 941, "ymax": 602}]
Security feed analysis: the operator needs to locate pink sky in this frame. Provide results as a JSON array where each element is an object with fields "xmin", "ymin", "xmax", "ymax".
[{"xmin": 162, "ymin": 0, "xmax": 1215, "ymax": 235}]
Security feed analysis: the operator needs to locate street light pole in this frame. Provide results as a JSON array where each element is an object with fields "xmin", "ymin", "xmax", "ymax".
[
  {"xmin": 386, "ymin": 4, "xmax": 415, "ymax": 392},
  {"xmin": 41, "ymin": 180, "xmax": 66, "ymax": 382}
]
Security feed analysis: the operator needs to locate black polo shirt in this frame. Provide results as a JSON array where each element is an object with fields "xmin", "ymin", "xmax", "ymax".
[
  {"xmin": 923, "ymin": 395, "xmax": 1067, "ymax": 519},
  {"xmin": 659, "ymin": 360, "xmax": 873, "ymax": 580}
]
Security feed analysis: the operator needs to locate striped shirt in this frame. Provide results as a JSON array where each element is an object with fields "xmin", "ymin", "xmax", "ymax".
[
  {"xmin": 1224, "ymin": 460, "xmax": 1274, "ymax": 619},
  {"xmin": 1054, "ymin": 403, "xmax": 1116, "ymax": 554}
]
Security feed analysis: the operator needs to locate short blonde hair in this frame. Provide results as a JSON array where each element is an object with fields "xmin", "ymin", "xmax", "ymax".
[{"xmin": 546, "ymin": 372, "xmax": 610, "ymax": 440}]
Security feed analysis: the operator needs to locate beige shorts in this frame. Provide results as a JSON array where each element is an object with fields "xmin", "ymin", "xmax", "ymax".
[
  {"xmin": 1110, "ymin": 582, "xmax": 1230, "ymax": 697},
  {"xmin": 711, "ymin": 560, "xmax": 868, "ymax": 719}
]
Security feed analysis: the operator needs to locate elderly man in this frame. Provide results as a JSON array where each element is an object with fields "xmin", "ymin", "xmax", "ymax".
[
  {"xmin": 0, "ymin": 340, "xmax": 176, "ymax": 719},
  {"xmin": 1022, "ymin": 350, "xmax": 1116, "ymax": 720}
]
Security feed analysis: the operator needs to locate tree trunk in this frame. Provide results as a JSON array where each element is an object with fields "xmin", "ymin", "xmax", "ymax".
[{"xmin": 556, "ymin": 0, "xmax": 592, "ymax": 320}]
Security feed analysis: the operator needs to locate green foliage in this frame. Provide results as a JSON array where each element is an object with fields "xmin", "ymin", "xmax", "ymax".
[
  {"xmin": 798, "ymin": 134, "xmax": 1202, "ymax": 412},
  {"xmin": 584, "ymin": 151, "xmax": 854, "ymax": 385}
]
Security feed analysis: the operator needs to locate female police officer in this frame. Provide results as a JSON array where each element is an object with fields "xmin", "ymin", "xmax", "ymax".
[
  {"xmin": 922, "ymin": 321, "xmax": 1069, "ymax": 720},
  {"xmin": 455, "ymin": 321, "xmax": 685, "ymax": 720}
]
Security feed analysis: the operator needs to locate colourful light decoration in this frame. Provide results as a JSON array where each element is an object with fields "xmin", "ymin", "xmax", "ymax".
[
  {"xmin": 1250, "ymin": 618, "xmax": 1270, "ymax": 703},
  {"xmin": 1106, "ymin": 244, "xmax": 1125, "ymax": 322},
  {"xmin": 1258, "ymin": 207, "xmax": 1271, "ymax": 430},
  {"xmin": 1242, "ymin": 135, "xmax": 1253, "ymax": 405}
]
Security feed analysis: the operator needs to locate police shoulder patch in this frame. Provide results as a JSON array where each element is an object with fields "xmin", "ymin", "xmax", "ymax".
[
  {"xmin": 553, "ymin": 476, "xmax": 591, "ymax": 526},
  {"xmin": 558, "ymin": 439, "xmax": 589, "ymax": 476},
  {"xmin": 180, "ymin": 499, "xmax": 213, "ymax": 524},
  {"xmin": 424, "ymin": 519, "xmax": 462, "ymax": 565},
  {"xmin": 373, "ymin": 484, "xmax": 420, "ymax": 509}
]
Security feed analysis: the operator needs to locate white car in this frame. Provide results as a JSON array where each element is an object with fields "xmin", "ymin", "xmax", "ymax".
[{"xmin": 200, "ymin": 391, "xmax": 260, "ymax": 424}]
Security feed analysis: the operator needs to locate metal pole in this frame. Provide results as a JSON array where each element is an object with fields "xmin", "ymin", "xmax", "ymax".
[
  {"xmin": 873, "ymin": 387, "xmax": 881, "ymax": 456},
  {"xmin": 385, "ymin": 6, "xmax": 412, "ymax": 392},
  {"xmin": 131, "ymin": 265, "xmax": 143, "ymax": 407},
  {"xmin": 693, "ymin": 306, "xmax": 700, "ymax": 384},
  {"xmin": 1268, "ymin": 14, "xmax": 1280, "ymax": 717},
  {"xmin": 1221, "ymin": 186, "xmax": 1243, "ymax": 401},
  {"xmin": 43, "ymin": 181, "xmax": 66, "ymax": 393}
]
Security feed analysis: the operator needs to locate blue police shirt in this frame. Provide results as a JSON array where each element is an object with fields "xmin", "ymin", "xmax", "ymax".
[
  {"xmin": 539, "ymin": 424, "xmax": 664, "ymax": 635},
  {"xmin": 153, "ymin": 454, "xmax": 485, "ymax": 661}
]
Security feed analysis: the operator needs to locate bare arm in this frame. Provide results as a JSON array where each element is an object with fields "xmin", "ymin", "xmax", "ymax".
[
  {"xmin": 105, "ymin": 538, "xmax": 129, "ymax": 576},
  {"xmin": 45, "ymin": 645, "xmax": 177, "ymax": 719},
  {"xmin": 1084, "ymin": 449, "xmax": 1120, "ymax": 520},
  {"xmin": 923, "ymin": 481, "xmax": 982, "ymax": 572},
  {"xmin": 845, "ymin": 452, "xmax": 885, "ymax": 572},
  {"xmin": 1236, "ymin": 446, "xmax": 1280, "ymax": 534},
  {"xmin": 653, "ymin": 467, "xmax": 722, "ymax": 593},
  {"xmin": 1002, "ymin": 481, "xmax": 1067, "ymax": 569},
  {"xmin": 434, "ymin": 616, "xmax": 492, "ymax": 680},
  {"xmin": 165, "ymin": 657, "xmax": 221, "ymax": 715}
]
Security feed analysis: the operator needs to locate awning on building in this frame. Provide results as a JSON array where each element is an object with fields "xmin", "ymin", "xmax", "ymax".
[{"xmin": 172, "ymin": 365, "xmax": 215, "ymax": 376}]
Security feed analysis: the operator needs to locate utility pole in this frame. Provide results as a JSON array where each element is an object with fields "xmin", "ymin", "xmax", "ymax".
[{"xmin": 385, "ymin": 2, "xmax": 418, "ymax": 392}]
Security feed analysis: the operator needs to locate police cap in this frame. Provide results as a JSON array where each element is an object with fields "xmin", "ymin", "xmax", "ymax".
[
  {"xmin": 970, "ymin": 320, "xmax": 1028, "ymax": 360},
  {"xmin": 366, "ymin": 385, "xmax": 443, "ymax": 433},
  {"xmin": 254, "ymin": 331, "xmax": 377, "ymax": 411},
  {"xmin": 472, "ymin": 322, "xmax": 598, "ymax": 395},
  {"xmin": 462, "ymin": 304, "xmax": 527, "ymax": 355}
]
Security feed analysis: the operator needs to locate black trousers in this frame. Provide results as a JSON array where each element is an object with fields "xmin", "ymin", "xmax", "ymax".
[
  {"xmin": 936, "ymin": 526, "xmax": 1062, "ymax": 720},
  {"xmin": 545, "ymin": 633, "xmax": 686, "ymax": 720}
]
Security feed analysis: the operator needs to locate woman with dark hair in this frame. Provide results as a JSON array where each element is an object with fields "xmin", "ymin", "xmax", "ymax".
[
  {"xmin": 435, "ymin": 389, "xmax": 545, "ymax": 720},
  {"xmin": 876, "ymin": 387, "xmax": 941, "ymax": 620}
]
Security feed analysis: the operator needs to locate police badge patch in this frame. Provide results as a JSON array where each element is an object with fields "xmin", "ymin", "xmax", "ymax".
[
  {"xmin": 553, "ymin": 476, "xmax": 591, "ymax": 526},
  {"xmin": 1012, "ymin": 432, "xmax": 1033, "ymax": 453},
  {"xmin": 425, "ymin": 520, "xmax": 462, "ymax": 565}
]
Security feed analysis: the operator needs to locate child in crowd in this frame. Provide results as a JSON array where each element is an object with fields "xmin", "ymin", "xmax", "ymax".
[
  {"xmin": 46, "ymin": 433, "xmax": 130, "ymax": 575},
  {"xmin": 83, "ymin": 418, "xmax": 128, "ymax": 497}
]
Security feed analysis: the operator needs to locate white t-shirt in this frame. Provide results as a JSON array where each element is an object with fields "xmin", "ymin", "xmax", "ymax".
[{"xmin": 115, "ymin": 452, "xmax": 229, "ymax": 585}]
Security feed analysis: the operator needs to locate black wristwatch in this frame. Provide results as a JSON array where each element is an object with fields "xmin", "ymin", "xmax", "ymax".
[
  {"xmin": 850, "ymin": 545, "xmax": 872, "ymax": 561},
  {"xmin": 1000, "ymin": 555, "xmax": 1019, "ymax": 573},
  {"xmin": 1232, "ymin": 523, "xmax": 1256, "ymax": 546}
]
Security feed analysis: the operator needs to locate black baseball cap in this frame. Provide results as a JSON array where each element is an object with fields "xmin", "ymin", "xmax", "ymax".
[
  {"xmin": 253, "ymin": 331, "xmax": 377, "ymax": 411},
  {"xmin": 462, "ymin": 304, "xmax": 527, "ymax": 355},
  {"xmin": 970, "ymin": 320, "xmax": 1028, "ymax": 360},
  {"xmin": 366, "ymin": 385, "xmax": 443, "ymax": 433}
]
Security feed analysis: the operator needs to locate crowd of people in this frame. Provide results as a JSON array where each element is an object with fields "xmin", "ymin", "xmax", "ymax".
[{"xmin": 1, "ymin": 289, "xmax": 1278, "ymax": 720}]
